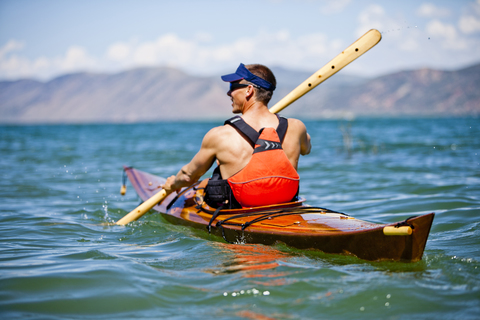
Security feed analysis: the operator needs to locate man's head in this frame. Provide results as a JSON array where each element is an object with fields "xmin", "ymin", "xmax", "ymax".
[{"xmin": 221, "ymin": 63, "xmax": 276, "ymax": 105}]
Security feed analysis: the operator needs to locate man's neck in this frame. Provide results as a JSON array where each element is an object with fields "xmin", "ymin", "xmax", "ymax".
[
  {"xmin": 242, "ymin": 102, "xmax": 268, "ymax": 118},
  {"xmin": 241, "ymin": 102, "xmax": 278, "ymax": 130}
]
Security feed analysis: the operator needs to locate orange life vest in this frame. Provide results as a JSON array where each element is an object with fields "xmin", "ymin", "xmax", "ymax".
[{"xmin": 225, "ymin": 116, "xmax": 300, "ymax": 208}]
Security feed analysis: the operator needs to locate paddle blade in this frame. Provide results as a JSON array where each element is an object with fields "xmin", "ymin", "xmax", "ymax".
[
  {"xmin": 116, "ymin": 189, "xmax": 167, "ymax": 225},
  {"xmin": 269, "ymin": 29, "xmax": 382, "ymax": 114}
]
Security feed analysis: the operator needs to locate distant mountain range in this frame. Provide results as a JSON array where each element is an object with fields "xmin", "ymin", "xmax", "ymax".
[{"xmin": 1, "ymin": 63, "xmax": 479, "ymax": 124}]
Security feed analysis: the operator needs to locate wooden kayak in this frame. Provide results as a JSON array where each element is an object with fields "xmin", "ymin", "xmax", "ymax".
[{"xmin": 123, "ymin": 167, "xmax": 434, "ymax": 262}]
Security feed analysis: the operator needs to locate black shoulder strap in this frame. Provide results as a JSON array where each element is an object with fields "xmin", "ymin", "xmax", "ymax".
[
  {"xmin": 224, "ymin": 116, "xmax": 259, "ymax": 146},
  {"xmin": 225, "ymin": 115, "xmax": 289, "ymax": 145},
  {"xmin": 275, "ymin": 115, "xmax": 288, "ymax": 143}
]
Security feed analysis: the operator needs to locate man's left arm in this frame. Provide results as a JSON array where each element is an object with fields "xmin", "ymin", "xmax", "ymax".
[
  {"xmin": 301, "ymin": 131, "xmax": 311, "ymax": 155},
  {"xmin": 294, "ymin": 119, "xmax": 311, "ymax": 156}
]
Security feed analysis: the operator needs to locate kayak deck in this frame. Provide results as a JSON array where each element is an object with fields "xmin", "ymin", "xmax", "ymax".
[{"xmin": 124, "ymin": 167, "xmax": 434, "ymax": 262}]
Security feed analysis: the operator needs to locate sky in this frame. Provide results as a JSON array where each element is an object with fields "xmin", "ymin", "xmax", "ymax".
[{"xmin": 1, "ymin": 0, "xmax": 480, "ymax": 81}]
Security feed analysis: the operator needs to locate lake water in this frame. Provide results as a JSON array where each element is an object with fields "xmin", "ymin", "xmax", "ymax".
[{"xmin": 1, "ymin": 118, "xmax": 479, "ymax": 319}]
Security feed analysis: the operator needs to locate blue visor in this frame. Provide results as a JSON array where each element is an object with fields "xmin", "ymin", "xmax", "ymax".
[{"xmin": 221, "ymin": 63, "xmax": 275, "ymax": 91}]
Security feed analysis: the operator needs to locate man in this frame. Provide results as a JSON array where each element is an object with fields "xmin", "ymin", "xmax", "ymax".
[{"xmin": 162, "ymin": 63, "xmax": 311, "ymax": 208}]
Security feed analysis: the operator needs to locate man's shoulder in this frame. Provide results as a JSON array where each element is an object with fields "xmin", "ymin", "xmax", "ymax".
[
  {"xmin": 203, "ymin": 124, "xmax": 237, "ymax": 144},
  {"xmin": 286, "ymin": 117, "xmax": 307, "ymax": 130},
  {"xmin": 207, "ymin": 123, "xmax": 237, "ymax": 136}
]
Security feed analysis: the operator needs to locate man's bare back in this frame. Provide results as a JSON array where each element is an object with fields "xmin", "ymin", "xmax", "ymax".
[{"xmin": 206, "ymin": 116, "xmax": 310, "ymax": 179}]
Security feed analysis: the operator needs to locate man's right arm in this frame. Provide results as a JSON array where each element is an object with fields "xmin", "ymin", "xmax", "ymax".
[{"xmin": 162, "ymin": 126, "xmax": 222, "ymax": 193}]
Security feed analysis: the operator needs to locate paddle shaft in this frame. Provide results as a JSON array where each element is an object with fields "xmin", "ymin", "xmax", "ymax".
[
  {"xmin": 116, "ymin": 189, "xmax": 167, "ymax": 225},
  {"xmin": 116, "ymin": 29, "xmax": 381, "ymax": 225},
  {"xmin": 269, "ymin": 29, "xmax": 381, "ymax": 114}
]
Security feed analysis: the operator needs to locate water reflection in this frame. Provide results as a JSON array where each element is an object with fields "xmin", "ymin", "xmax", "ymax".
[
  {"xmin": 236, "ymin": 310, "xmax": 279, "ymax": 320},
  {"xmin": 207, "ymin": 243, "xmax": 294, "ymax": 283}
]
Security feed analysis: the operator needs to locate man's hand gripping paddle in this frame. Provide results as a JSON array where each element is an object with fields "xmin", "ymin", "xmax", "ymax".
[{"xmin": 116, "ymin": 29, "xmax": 382, "ymax": 225}]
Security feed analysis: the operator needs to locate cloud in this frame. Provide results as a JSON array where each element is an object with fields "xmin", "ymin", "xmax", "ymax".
[
  {"xmin": 101, "ymin": 30, "xmax": 339, "ymax": 75},
  {"xmin": 426, "ymin": 19, "xmax": 457, "ymax": 39},
  {"xmin": 0, "ymin": 40, "xmax": 44, "ymax": 79},
  {"xmin": 106, "ymin": 42, "xmax": 131, "ymax": 62},
  {"xmin": 0, "ymin": 29, "xmax": 343, "ymax": 80},
  {"xmin": 0, "ymin": 40, "xmax": 25, "ymax": 58},
  {"xmin": 348, "ymin": 3, "xmax": 480, "ymax": 75},
  {"xmin": 458, "ymin": 15, "xmax": 480, "ymax": 34},
  {"xmin": 355, "ymin": 4, "xmax": 417, "ymax": 41},
  {"xmin": 356, "ymin": 4, "xmax": 387, "ymax": 37},
  {"xmin": 58, "ymin": 46, "xmax": 97, "ymax": 72},
  {"xmin": 458, "ymin": 1, "xmax": 480, "ymax": 34},
  {"xmin": 425, "ymin": 19, "xmax": 469, "ymax": 50},
  {"xmin": 0, "ymin": 43, "xmax": 99, "ymax": 80},
  {"xmin": 416, "ymin": 3, "xmax": 451, "ymax": 18}
]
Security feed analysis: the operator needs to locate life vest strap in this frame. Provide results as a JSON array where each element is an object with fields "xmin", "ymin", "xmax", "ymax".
[
  {"xmin": 275, "ymin": 117, "xmax": 288, "ymax": 143},
  {"xmin": 225, "ymin": 116, "xmax": 259, "ymax": 147},
  {"xmin": 225, "ymin": 115, "xmax": 289, "ymax": 146}
]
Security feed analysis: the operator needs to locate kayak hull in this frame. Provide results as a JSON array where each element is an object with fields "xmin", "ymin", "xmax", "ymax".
[{"xmin": 124, "ymin": 167, "xmax": 434, "ymax": 262}]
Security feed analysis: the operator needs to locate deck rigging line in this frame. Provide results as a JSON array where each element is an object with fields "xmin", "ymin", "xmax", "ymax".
[{"xmin": 198, "ymin": 200, "xmax": 349, "ymax": 243}]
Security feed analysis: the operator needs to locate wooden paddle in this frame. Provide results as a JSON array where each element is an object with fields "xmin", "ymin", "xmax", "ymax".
[
  {"xmin": 269, "ymin": 29, "xmax": 381, "ymax": 114},
  {"xmin": 116, "ymin": 29, "xmax": 382, "ymax": 225},
  {"xmin": 116, "ymin": 189, "xmax": 167, "ymax": 225}
]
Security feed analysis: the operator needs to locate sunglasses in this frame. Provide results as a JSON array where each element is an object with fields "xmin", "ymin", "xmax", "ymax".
[{"xmin": 229, "ymin": 82, "xmax": 250, "ymax": 92}]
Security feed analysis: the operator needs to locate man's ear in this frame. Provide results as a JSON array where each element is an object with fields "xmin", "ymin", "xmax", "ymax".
[{"xmin": 245, "ymin": 86, "xmax": 255, "ymax": 99}]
